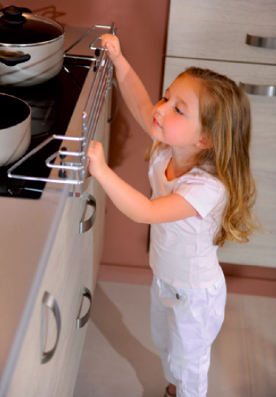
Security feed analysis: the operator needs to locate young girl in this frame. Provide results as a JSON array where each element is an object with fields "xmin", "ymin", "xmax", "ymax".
[{"xmin": 88, "ymin": 34, "xmax": 258, "ymax": 397}]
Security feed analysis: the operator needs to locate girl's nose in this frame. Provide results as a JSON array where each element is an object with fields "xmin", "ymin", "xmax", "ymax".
[{"xmin": 156, "ymin": 100, "xmax": 166, "ymax": 116}]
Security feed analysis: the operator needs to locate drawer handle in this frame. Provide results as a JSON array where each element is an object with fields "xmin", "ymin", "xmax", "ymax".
[
  {"xmin": 239, "ymin": 82, "xmax": 276, "ymax": 97},
  {"xmin": 246, "ymin": 34, "xmax": 276, "ymax": 50},
  {"xmin": 76, "ymin": 287, "xmax": 92, "ymax": 329},
  {"xmin": 79, "ymin": 194, "xmax": 96, "ymax": 234},
  {"xmin": 41, "ymin": 291, "xmax": 61, "ymax": 364}
]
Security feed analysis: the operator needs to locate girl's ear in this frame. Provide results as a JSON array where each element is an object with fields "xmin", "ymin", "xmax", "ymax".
[{"xmin": 198, "ymin": 133, "xmax": 213, "ymax": 149}]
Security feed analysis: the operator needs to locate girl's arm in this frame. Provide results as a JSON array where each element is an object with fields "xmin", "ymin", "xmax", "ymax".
[
  {"xmin": 88, "ymin": 142, "xmax": 197, "ymax": 224},
  {"xmin": 101, "ymin": 34, "xmax": 153, "ymax": 134}
]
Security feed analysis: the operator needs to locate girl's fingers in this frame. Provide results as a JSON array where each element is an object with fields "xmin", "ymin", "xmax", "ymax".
[{"xmin": 101, "ymin": 34, "xmax": 121, "ymax": 61}]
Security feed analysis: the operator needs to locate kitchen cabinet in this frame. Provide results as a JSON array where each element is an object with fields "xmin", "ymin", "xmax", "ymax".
[
  {"xmin": 164, "ymin": 0, "xmax": 276, "ymax": 267},
  {"xmin": 4, "ymin": 70, "xmax": 111, "ymax": 397}
]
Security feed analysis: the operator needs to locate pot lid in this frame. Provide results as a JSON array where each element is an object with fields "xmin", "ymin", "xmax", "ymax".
[{"xmin": 0, "ymin": 6, "xmax": 63, "ymax": 45}]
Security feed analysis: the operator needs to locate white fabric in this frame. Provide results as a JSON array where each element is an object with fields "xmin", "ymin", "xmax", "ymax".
[
  {"xmin": 148, "ymin": 146, "xmax": 227, "ymax": 289},
  {"xmin": 150, "ymin": 273, "xmax": 227, "ymax": 397}
]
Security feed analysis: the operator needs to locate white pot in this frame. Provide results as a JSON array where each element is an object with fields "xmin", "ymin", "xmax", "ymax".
[
  {"xmin": 0, "ymin": 6, "xmax": 64, "ymax": 86},
  {"xmin": 0, "ymin": 93, "xmax": 31, "ymax": 166}
]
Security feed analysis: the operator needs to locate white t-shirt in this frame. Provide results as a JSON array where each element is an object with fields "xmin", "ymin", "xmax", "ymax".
[{"xmin": 148, "ymin": 146, "xmax": 227, "ymax": 289}]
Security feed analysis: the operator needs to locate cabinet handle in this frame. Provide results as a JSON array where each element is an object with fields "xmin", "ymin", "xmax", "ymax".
[
  {"xmin": 41, "ymin": 291, "xmax": 61, "ymax": 364},
  {"xmin": 239, "ymin": 82, "xmax": 276, "ymax": 97},
  {"xmin": 246, "ymin": 34, "xmax": 276, "ymax": 50},
  {"xmin": 79, "ymin": 194, "xmax": 96, "ymax": 234},
  {"xmin": 76, "ymin": 287, "xmax": 92, "ymax": 329}
]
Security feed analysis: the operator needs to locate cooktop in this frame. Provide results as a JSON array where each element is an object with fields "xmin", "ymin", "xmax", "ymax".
[{"xmin": 0, "ymin": 58, "xmax": 91, "ymax": 199}]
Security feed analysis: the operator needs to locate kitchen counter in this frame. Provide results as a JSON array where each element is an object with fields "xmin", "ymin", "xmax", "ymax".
[{"xmin": 0, "ymin": 25, "xmax": 110, "ymax": 395}]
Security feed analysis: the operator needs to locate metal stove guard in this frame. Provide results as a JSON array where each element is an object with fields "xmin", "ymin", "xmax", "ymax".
[{"xmin": 7, "ymin": 23, "xmax": 116, "ymax": 197}]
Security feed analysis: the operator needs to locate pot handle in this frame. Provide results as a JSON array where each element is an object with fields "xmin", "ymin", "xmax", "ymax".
[{"xmin": 0, "ymin": 50, "xmax": 31, "ymax": 66}]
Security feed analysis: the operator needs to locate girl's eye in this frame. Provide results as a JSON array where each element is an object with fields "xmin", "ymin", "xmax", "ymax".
[
  {"xmin": 161, "ymin": 96, "xmax": 168, "ymax": 102},
  {"xmin": 175, "ymin": 107, "xmax": 183, "ymax": 115}
]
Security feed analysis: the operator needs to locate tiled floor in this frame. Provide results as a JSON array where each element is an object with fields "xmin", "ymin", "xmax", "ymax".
[{"xmin": 73, "ymin": 281, "xmax": 276, "ymax": 397}]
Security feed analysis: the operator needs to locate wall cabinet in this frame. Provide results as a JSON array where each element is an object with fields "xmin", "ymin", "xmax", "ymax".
[
  {"xmin": 164, "ymin": 0, "xmax": 276, "ymax": 267},
  {"xmin": 5, "ymin": 96, "xmax": 111, "ymax": 397}
]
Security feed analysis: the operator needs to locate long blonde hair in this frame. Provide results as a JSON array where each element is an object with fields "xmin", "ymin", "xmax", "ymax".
[{"xmin": 147, "ymin": 67, "xmax": 260, "ymax": 246}]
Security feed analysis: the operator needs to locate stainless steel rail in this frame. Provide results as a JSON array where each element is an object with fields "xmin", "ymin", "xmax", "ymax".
[{"xmin": 7, "ymin": 23, "xmax": 116, "ymax": 197}]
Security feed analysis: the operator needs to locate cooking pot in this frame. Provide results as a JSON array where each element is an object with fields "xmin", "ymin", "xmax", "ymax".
[
  {"xmin": 0, "ymin": 5, "xmax": 64, "ymax": 86},
  {"xmin": 0, "ymin": 93, "xmax": 31, "ymax": 165},
  {"xmin": 1, "ymin": 76, "xmax": 63, "ymax": 136}
]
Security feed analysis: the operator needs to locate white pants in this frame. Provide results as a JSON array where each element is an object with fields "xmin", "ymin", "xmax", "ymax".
[{"xmin": 150, "ymin": 272, "xmax": 226, "ymax": 397}]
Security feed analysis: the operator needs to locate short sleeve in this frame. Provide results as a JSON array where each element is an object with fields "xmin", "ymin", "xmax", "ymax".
[{"xmin": 174, "ymin": 170, "xmax": 226, "ymax": 218}]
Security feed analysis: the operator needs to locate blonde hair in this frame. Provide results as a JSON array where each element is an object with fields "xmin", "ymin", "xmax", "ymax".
[{"xmin": 147, "ymin": 67, "xmax": 260, "ymax": 246}]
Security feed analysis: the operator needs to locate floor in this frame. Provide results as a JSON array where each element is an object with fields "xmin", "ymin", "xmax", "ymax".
[{"xmin": 73, "ymin": 280, "xmax": 276, "ymax": 397}]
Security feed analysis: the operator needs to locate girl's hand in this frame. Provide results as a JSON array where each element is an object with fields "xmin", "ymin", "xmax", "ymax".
[
  {"xmin": 101, "ymin": 33, "xmax": 122, "ymax": 64},
  {"xmin": 87, "ymin": 141, "xmax": 107, "ymax": 180}
]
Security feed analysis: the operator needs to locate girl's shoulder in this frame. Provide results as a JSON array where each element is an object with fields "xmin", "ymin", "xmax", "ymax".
[
  {"xmin": 184, "ymin": 165, "xmax": 224, "ymax": 189},
  {"xmin": 174, "ymin": 166, "xmax": 226, "ymax": 218}
]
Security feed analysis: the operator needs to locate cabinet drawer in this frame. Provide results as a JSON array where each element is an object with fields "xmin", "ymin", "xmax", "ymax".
[
  {"xmin": 167, "ymin": 0, "xmax": 276, "ymax": 64},
  {"xmin": 163, "ymin": 57, "xmax": 276, "ymax": 90}
]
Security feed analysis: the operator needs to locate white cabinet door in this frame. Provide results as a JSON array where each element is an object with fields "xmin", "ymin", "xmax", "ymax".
[
  {"xmin": 6, "ymin": 184, "xmax": 95, "ymax": 397},
  {"xmin": 163, "ymin": 57, "xmax": 276, "ymax": 267},
  {"xmin": 167, "ymin": 0, "xmax": 276, "ymax": 64}
]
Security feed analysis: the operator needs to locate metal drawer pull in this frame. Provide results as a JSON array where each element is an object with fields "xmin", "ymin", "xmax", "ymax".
[
  {"xmin": 41, "ymin": 291, "xmax": 61, "ymax": 364},
  {"xmin": 79, "ymin": 194, "xmax": 96, "ymax": 234},
  {"xmin": 239, "ymin": 82, "xmax": 276, "ymax": 97},
  {"xmin": 246, "ymin": 34, "xmax": 276, "ymax": 50},
  {"xmin": 76, "ymin": 287, "xmax": 92, "ymax": 329}
]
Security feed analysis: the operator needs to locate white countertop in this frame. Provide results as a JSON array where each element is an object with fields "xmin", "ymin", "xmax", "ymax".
[{"xmin": 0, "ymin": 25, "xmax": 111, "ymax": 396}]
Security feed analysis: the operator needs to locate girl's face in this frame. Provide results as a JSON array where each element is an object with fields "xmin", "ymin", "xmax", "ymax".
[{"xmin": 150, "ymin": 75, "xmax": 204, "ymax": 151}]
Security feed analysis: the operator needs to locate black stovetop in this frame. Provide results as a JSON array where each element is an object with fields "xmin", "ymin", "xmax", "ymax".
[{"xmin": 0, "ymin": 58, "xmax": 91, "ymax": 199}]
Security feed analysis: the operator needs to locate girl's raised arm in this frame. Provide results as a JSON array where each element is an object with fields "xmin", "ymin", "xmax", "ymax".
[
  {"xmin": 88, "ymin": 142, "xmax": 197, "ymax": 224},
  {"xmin": 101, "ymin": 34, "xmax": 153, "ymax": 134}
]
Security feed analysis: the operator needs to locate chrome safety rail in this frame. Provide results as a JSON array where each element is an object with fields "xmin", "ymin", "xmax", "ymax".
[{"xmin": 7, "ymin": 23, "xmax": 116, "ymax": 197}]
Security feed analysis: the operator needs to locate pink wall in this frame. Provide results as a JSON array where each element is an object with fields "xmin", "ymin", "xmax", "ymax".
[{"xmin": 0, "ymin": 0, "xmax": 170, "ymax": 268}]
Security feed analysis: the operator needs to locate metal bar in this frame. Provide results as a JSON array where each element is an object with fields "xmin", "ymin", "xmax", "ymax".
[
  {"xmin": 84, "ymin": 57, "xmax": 109, "ymax": 139},
  {"xmin": 7, "ymin": 23, "xmax": 115, "ymax": 192},
  {"xmin": 84, "ymin": 56, "xmax": 112, "ymax": 136},
  {"xmin": 64, "ymin": 24, "xmax": 112, "ymax": 55},
  {"xmin": 63, "ymin": 54, "xmax": 97, "ymax": 62}
]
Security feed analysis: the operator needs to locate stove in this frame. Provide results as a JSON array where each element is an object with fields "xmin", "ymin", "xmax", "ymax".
[
  {"xmin": 0, "ymin": 24, "xmax": 115, "ymax": 200},
  {"xmin": 0, "ymin": 59, "xmax": 91, "ymax": 199}
]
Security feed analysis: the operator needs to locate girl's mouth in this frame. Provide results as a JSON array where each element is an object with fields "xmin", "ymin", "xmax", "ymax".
[{"xmin": 153, "ymin": 117, "xmax": 161, "ymax": 128}]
